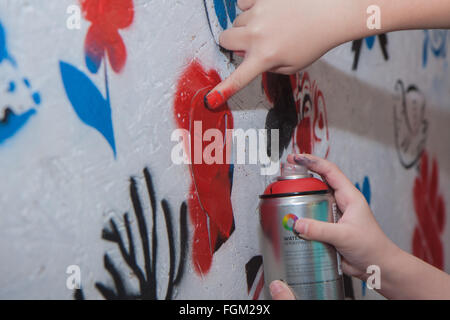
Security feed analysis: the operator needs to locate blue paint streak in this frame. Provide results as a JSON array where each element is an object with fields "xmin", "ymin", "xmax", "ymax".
[
  {"xmin": 225, "ymin": 0, "xmax": 237, "ymax": 23},
  {"xmin": 0, "ymin": 19, "xmax": 41, "ymax": 146},
  {"xmin": 7, "ymin": 81, "xmax": 15, "ymax": 92},
  {"xmin": 86, "ymin": 54, "xmax": 101, "ymax": 74},
  {"xmin": 32, "ymin": 92, "xmax": 41, "ymax": 105},
  {"xmin": 59, "ymin": 61, "xmax": 116, "ymax": 157},
  {"xmin": 355, "ymin": 176, "xmax": 371, "ymax": 204},
  {"xmin": 214, "ymin": 0, "xmax": 228, "ymax": 29},
  {"xmin": 423, "ymin": 30, "xmax": 447, "ymax": 67},
  {"xmin": 0, "ymin": 21, "xmax": 16, "ymax": 67},
  {"xmin": 355, "ymin": 176, "xmax": 372, "ymax": 297},
  {"xmin": 365, "ymin": 36, "xmax": 376, "ymax": 50},
  {"xmin": 213, "ymin": 0, "xmax": 238, "ymax": 29},
  {"xmin": 0, "ymin": 108, "xmax": 36, "ymax": 144},
  {"xmin": 229, "ymin": 163, "xmax": 234, "ymax": 194},
  {"xmin": 23, "ymin": 78, "xmax": 30, "ymax": 88}
]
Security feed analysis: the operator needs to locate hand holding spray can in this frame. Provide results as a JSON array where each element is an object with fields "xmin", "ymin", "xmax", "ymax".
[{"xmin": 259, "ymin": 162, "xmax": 344, "ymax": 300}]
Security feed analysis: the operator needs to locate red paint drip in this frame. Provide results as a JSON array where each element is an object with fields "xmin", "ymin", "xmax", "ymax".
[
  {"xmin": 174, "ymin": 60, "xmax": 235, "ymax": 275},
  {"xmin": 412, "ymin": 151, "xmax": 446, "ymax": 270}
]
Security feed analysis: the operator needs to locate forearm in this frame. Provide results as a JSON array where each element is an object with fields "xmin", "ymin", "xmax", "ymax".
[
  {"xmin": 380, "ymin": 0, "xmax": 450, "ymax": 31},
  {"xmin": 377, "ymin": 246, "xmax": 450, "ymax": 299},
  {"xmin": 336, "ymin": 0, "xmax": 450, "ymax": 44}
]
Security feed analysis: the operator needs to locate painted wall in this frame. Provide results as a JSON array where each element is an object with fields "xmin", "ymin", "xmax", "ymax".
[{"xmin": 0, "ymin": 0, "xmax": 449, "ymax": 300}]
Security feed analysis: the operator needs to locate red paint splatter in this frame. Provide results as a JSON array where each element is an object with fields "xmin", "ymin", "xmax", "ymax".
[
  {"xmin": 292, "ymin": 72, "xmax": 330, "ymax": 158},
  {"xmin": 80, "ymin": 0, "xmax": 134, "ymax": 73},
  {"xmin": 174, "ymin": 60, "xmax": 235, "ymax": 275},
  {"xmin": 412, "ymin": 151, "xmax": 446, "ymax": 270}
]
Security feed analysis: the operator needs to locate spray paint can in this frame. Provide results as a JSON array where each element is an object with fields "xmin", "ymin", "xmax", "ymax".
[{"xmin": 259, "ymin": 162, "xmax": 344, "ymax": 300}]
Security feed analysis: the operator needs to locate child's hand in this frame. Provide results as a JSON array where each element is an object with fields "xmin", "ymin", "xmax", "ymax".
[
  {"xmin": 270, "ymin": 154, "xmax": 400, "ymax": 300},
  {"xmin": 205, "ymin": 0, "xmax": 450, "ymax": 110},
  {"xmin": 205, "ymin": 0, "xmax": 366, "ymax": 109}
]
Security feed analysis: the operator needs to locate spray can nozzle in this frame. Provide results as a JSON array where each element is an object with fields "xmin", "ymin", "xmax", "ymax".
[{"xmin": 278, "ymin": 162, "xmax": 312, "ymax": 180}]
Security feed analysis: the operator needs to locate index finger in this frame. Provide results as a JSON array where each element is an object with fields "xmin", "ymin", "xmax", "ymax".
[{"xmin": 205, "ymin": 56, "xmax": 263, "ymax": 110}]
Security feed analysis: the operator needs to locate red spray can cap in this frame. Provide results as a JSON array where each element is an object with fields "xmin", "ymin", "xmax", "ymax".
[{"xmin": 260, "ymin": 162, "xmax": 329, "ymax": 198}]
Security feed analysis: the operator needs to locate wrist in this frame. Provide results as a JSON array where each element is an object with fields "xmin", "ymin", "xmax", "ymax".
[{"xmin": 334, "ymin": 0, "xmax": 401, "ymax": 45}]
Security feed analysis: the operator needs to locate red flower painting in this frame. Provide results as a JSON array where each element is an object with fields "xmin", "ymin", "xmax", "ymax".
[
  {"xmin": 80, "ymin": 0, "xmax": 134, "ymax": 73},
  {"xmin": 173, "ymin": 60, "xmax": 235, "ymax": 275},
  {"xmin": 412, "ymin": 151, "xmax": 446, "ymax": 270}
]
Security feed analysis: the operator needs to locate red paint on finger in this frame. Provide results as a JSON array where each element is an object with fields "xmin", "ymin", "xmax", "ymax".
[
  {"xmin": 412, "ymin": 151, "xmax": 446, "ymax": 270},
  {"xmin": 205, "ymin": 87, "xmax": 235, "ymax": 110},
  {"xmin": 233, "ymin": 51, "xmax": 246, "ymax": 57},
  {"xmin": 174, "ymin": 60, "xmax": 235, "ymax": 275}
]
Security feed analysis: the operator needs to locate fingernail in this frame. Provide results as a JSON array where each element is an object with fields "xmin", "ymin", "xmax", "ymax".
[
  {"xmin": 269, "ymin": 281, "xmax": 284, "ymax": 296},
  {"xmin": 293, "ymin": 154, "xmax": 312, "ymax": 166},
  {"xmin": 204, "ymin": 90, "xmax": 225, "ymax": 110}
]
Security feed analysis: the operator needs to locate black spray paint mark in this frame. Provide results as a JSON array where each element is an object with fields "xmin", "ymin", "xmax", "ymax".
[
  {"xmin": 74, "ymin": 168, "xmax": 188, "ymax": 300},
  {"xmin": 343, "ymin": 274, "xmax": 355, "ymax": 299},
  {"xmin": 245, "ymin": 255, "xmax": 263, "ymax": 293},
  {"xmin": 245, "ymin": 255, "xmax": 265, "ymax": 300},
  {"xmin": 263, "ymin": 73, "xmax": 298, "ymax": 159},
  {"xmin": 352, "ymin": 34, "xmax": 389, "ymax": 70},
  {"xmin": 393, "ymin": 80, "xmax": 428, "ymax": 169}
]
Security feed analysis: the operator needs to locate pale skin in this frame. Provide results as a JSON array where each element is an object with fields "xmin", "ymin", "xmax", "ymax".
[
  {"xmin": 205, "ymin": 0, "xmax": 450, "ymax": 109},
  {"xmin": 205, "ymin": 0, "xmax": 450, "ymax": 299},
  {"xmin": 269, "ymin": 154, "xmax": 450, "ymax": 300}
]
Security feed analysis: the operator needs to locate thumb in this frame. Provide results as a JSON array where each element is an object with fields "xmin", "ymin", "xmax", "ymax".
[
  {"xmin": 295, "ymin": 218, "xmax": 347, "ymax": 248},
  {"xmin": 205, "ymin": 57, "xmax": 263, "ymax": 110},
  {"xmin": 270, "ymin": 280, "xmax": 296, "ymax": 300}
]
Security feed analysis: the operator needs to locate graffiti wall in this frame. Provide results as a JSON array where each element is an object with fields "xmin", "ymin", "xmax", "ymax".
[{"xmin": 0, "ymin": 0, "xmax": 449, "ymax": 300}]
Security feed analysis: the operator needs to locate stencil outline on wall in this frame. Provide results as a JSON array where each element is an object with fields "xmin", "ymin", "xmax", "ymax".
[
  {"xmin": 0, "ymin": 20, "xmax": 41, "ymax": 146},
  {"xmin": 75, "ymin": 167, "xmax": 188, "ymax": 300},
  {"xmin": 393, "ymin": 80, "xmax": 428, "ymax": 170},
  {"xmin": 59, "ymin": 0, "xmax": 134, "ymax": 158}
]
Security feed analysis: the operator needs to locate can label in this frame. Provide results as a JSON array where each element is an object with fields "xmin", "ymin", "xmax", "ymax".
[{"xmin": 259, "ymin": 193, "xmax": 344, "ymax": 300}]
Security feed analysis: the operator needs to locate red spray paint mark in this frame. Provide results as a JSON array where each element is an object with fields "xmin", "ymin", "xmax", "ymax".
[
  {"xmin": 81, "ymin": 0, "xmax": 134, "ymax": 73},
  {"xmin": 292, "ymin": 72, "xmax": 330, "ymax": 158},
  {"xmin": 174, "ymin": 60, "xmax": 235, "ymax": 275},
  {"xmin": 412, "ymin": 151, "xmax": 446, "ymax": 270}
]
